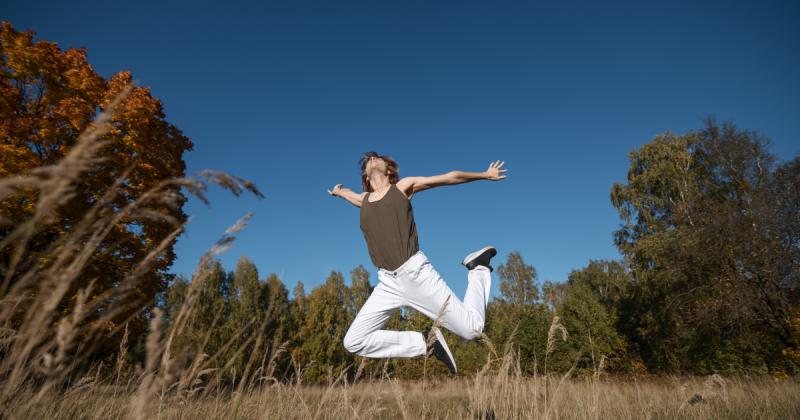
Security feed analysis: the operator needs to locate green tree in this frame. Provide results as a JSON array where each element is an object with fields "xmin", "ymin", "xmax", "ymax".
[
  {"xmin": 487, "ymin": 251, "xmax": 551, "ymax": 374},
  {"xmin": 497, "ymin": 251, "xmax": 539, "ymax": 305},
  {"xmin": 347, "ymin": 265, "xmax": 372, "ymax": 317},
  {"xmin": 164, "ymin": 259, "xmax": 230, "ymax": 370},
  {"xmin": 295, "ymin": 271, "xmax": 352, "ymax": 383},
  {"xmin": 260, "ymin": 272, "xmax": 292, "ymax": 380},
  {"xmin": 289, "ymin": 281, "xmax": 307, "ymax": 346},
  {"xmin": 165, "ymin": 274, "xmax": 190, "ymax": 325},
  {"xmin": 555, "ymin": 283, "xmax": 624, "ymax": 373},
  {"xmin": 564, "ymin": 260, "xmax": 635, "ymax": 371},
  {"xmin": 226, "ymin": 256, "xmax": 262, "ymax": 377},
  {"xmin": 566, "ymin": 260, "xmax": 630, "ymax": 309},
  {"xmin": 611, "ymin": 119, "xmax": 799, "ymax": 373}
]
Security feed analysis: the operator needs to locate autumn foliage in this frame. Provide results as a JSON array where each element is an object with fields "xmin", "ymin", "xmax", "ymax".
[{"xmin": 0, "ymin": 21, "xmax": 193, "ymax": 359}]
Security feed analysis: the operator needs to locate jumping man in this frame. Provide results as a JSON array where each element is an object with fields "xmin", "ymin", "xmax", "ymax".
[{"xmin": 326, "ymin": 151, "xmax": 508, "ymax": 374}]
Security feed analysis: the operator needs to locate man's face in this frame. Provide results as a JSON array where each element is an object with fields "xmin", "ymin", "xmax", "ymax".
[{"xmin": 365, "ymin": 156, "xmax": 386, "ymax": 174}]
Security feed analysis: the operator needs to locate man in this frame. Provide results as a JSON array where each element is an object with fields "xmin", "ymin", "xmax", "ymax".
[{"xmin": 327, "ymin": 151, "xmax": 508, "ymax": 375}]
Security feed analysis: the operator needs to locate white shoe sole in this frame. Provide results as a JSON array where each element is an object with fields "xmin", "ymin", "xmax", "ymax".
[
  {"xmin": 433, "ymin": 327, "xmax": 457, "ymax": 374},
  {"xmin": 461, "ymin": 246, "xmax": 496, "ymax": 267}
]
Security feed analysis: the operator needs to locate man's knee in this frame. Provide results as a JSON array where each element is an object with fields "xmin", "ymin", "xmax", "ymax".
[
  {"xmin": 461, "ymin": 312, "xmax": 485, "ymax": 340},
  {"xmin": 467, "ymin": 329, "xmax": 483, "ymax": 340},
  {"xmin": 466, "ymin": 319, "xmax": 485, "ymax": 340},
  {"xmin": 343, "ymin": 331, "xmax": 364, "ymax": 354},
  {"xmin": 452, "ymin": 324, "xmax": 484, "ymax": 341}
]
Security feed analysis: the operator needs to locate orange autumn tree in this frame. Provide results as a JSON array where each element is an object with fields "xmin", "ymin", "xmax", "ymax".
[{"xmin": 0, "ymin": 21, "xmax": 193, "ymax": 360}]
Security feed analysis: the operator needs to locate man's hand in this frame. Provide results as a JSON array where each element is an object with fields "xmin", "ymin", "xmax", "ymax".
[
  {"xmin": 327, "ymin": 183, "xmax": 344, "ymax": 196},
  {"xmin": 485, "ymin": 160, "xmax": 508, "ymax": 181}
]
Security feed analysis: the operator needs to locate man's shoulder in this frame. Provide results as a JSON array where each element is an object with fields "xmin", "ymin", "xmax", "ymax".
[{"xmin": 395, "ymin": 178, "xmax": 416, "ymax": 200}]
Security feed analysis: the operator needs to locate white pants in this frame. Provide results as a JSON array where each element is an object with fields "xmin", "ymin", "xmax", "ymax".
[{"xmin": 343, "ymin": 250, "xmax": 492, "ymax": 358}]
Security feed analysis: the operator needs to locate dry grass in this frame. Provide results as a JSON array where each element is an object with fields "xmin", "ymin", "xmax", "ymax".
[
  {"xmin": 6, "ymin": 371, "xmax": 800, "ymax": 419},
  {"xmin": 1, "ymin": 84, "xmax": 799, "ymax": 419}
]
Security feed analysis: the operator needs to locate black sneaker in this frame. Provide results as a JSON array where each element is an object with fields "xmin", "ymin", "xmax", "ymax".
[
  {"xmin": 424, "ymin": 326, "xmax": 457, "ymax": 375},
  {"xmin": 461, "ymin": 246, "xmax": 497, "ymax": 272}
]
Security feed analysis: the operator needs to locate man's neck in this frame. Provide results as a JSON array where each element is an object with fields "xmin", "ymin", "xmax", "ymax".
[{"xmin": 369, "ymin": 176, "xmax": 391, "ymax": 192}]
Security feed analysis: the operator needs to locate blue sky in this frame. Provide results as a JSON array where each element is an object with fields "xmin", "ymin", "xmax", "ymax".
[{"xmin": 5, "ymin": 0, "xmax": 799, "ymax": 299}]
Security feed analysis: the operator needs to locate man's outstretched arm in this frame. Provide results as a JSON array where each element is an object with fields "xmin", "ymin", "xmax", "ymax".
[
  {"xmin": 327, "ymin": 184, "xmax": 366, "ymax": 208},
  {"xmin": 398, "ymin": 160, "xmax": 508, "ymax": 198}
]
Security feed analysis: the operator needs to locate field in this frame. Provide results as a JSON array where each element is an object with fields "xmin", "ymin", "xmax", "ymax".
[{"xmin": 8, "ymin": 372, "xmax": 800, "ymax": 419}]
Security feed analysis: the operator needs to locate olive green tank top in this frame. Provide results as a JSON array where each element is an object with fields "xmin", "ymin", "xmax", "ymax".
[{"xmin": 359, "ymin": 183, "xmax": 420, "ymax": 271}]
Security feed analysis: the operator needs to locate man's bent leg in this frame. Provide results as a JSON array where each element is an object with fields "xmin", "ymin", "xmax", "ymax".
[
  {"xmin": 342, "ymin": 282, "xmax": 427, "ymax": 358},
  {"xmin": 403, "ymin": 260, "xmax": 491, "ymax": 340}
]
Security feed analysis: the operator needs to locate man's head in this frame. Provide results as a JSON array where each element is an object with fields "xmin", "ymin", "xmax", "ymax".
[{"xmin": 359, "ymin": 151, "xmax": 399, "ymax": 192}]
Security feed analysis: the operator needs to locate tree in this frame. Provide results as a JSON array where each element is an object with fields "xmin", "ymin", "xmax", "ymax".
[
  {"xmin": 260, "ymin": 272, "xmax": 292, "ymax": 380},
  {"xmin": 556, "ymin": 283, "xmax": 624, "ymax": 373},
  {"xmin": 497, "ymin": 251, "xmax": 539, "ymax": 305},
  {"xmin": 347, "ymin": 265, "xmax": 372, "ymax": 317},
  {"xmin": 610, "ymin": 119, "xmax": 799, "ymax": 373},
  {"xmin": 566, "ymin": 260, "xmax": 630, "ymax": 309},
  {"xmin": 295, "ymin": 271, "xmax": 352, "ymax": 383},
  {"xmin": 164, "ymin": 274, "xmax": 190, "ymax": 325},
  {"xmin": 226, "ymin": 256, "xmax": 262, "ymax": 376},
  {"xmin": 0, "ymin": 21, "xmax": 193, "ymax": 356},
  {"xmin": 564, "ymin": 260, "xmax": 634, "ymax": 371},
  {"xmin": 487, "ymin": 251, "xmax": 551, "ymax": 374},
  {"xmin": 164, "ymin": 259, "xmax": 230, "ymax": 371},
  {"xmin": 289, "ymin": 281, "xmax": 308, "ymax": 353}
]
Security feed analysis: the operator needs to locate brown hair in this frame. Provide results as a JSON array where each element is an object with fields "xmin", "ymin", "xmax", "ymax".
[{"xmin": 359, "ymin": 151, "xmax": 400, "ymax": 192}]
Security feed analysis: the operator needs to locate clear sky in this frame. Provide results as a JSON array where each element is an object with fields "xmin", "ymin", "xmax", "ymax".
[{"xmin": 5, "ymin": 0, "xmax": 799, "ymax": 299}]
